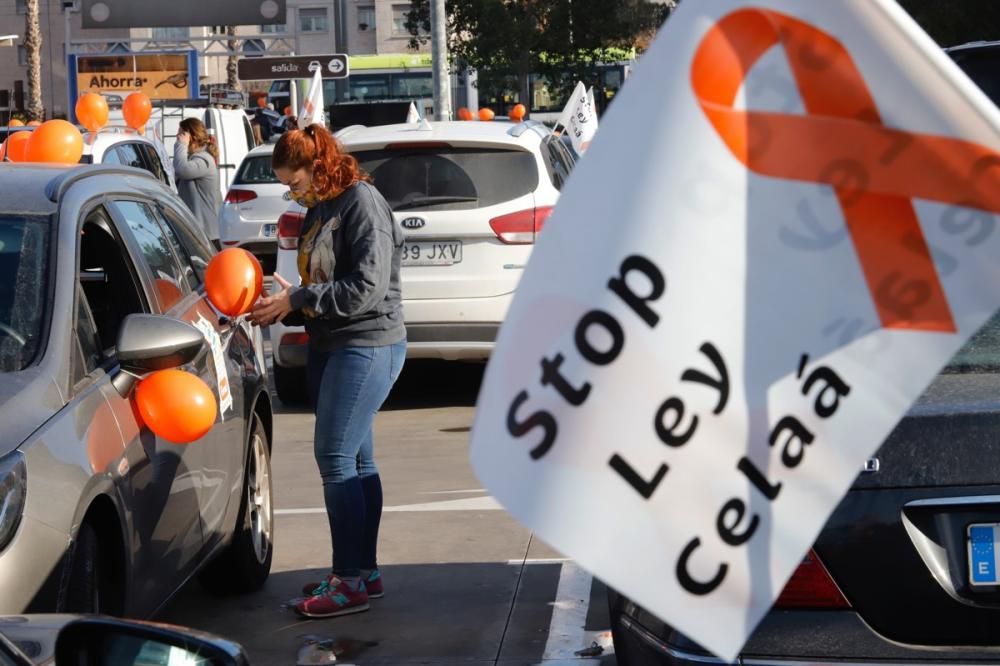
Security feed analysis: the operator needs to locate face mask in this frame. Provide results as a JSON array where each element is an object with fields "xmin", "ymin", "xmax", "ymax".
[{"xmin": 289, "ymin": 185, "xmax": 321, "ymax": 209}]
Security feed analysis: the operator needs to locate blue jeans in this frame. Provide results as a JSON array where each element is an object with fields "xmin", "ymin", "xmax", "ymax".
[{"xmin": 307, "ymin": 342, "xmax": 406, "ymax": 577}]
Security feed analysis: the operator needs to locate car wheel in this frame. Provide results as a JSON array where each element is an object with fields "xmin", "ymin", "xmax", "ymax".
[
  {"xmin": 273, "ymin": 363, "xmax": 308, "ymax": 406},
  {"xmin": 64, "ymin": 522, "xmax": 103, "ymax": 613},
  {"xmin": 200, "ymin": 414, "xmax": 273, "ymax": 594}
]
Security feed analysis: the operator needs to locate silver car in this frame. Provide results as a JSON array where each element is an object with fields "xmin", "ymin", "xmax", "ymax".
[{"xmin": 0, "ymin": 163, "xmax": 274, "ymax": 617}]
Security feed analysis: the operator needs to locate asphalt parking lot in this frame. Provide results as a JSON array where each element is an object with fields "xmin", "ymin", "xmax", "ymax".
[{"xmin": 161, "ymin": 351, "xmax": 618, "ymax": 666}]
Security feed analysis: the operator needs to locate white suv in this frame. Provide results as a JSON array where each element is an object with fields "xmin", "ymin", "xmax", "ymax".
[{"xmin": 270, "ymin": 120, "xmax": 576, "ymax": 403}]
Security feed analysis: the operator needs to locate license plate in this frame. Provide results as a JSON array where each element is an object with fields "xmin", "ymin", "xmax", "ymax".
[
  {"xmin": 402, "ymin": 241, "xmax": 462, "ymax": 266},
  {"xmin": 262, "ymin": 224, "xmax": 277, "ymax": 238},
  {"xmin": 968, "ymin": 523, "xmax": 1000, "ymax": 585}
]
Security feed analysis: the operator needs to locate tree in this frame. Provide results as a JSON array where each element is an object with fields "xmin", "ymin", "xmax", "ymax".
[
  {"xmin": 406, "ymin": 0, "xmax": 667, "ymax": 115},
  {"xmin": 24, "ymin": 0, "xmax": 43, "ymax": 120},
  {"xmin": 226, "ymin": 26, "xmax": 242, "ymax": 91}
]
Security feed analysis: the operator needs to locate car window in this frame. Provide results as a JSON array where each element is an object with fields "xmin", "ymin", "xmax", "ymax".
[
  {"xmin": 151, "ymin": 206, "xmax": 200, "ymax": 290},
  {"xmin": 78, "ymin": 206, "xmax": 148, "ymax": 356},
  {"xmin": 158, "ymin": 204, "xmax": 214, "ymax": 283},
  {"xmin": 542, "ymin": 136, "xmax": 574, "ymax": 191},
  {"xmin": 138, "ymin": 143, "xmax": 170, "ymax": 186},
  {"xmin": 235, "ymin": 155, "xmax": 278, "ymax": 184},
  {"xmin": 112, "ymin": 143, "xmax": 146, "ymax": 170},
  {"xmin": 0, "ymin": 215, "xmax": 49, "ymax": 373},
  {"xmin": 353, "ymin": 147, "xmax": 539, "ymax": 211},
  {"xmin": 111, "ymin": 200, "xmax": 192, "ymax": 312},
  {"xmin": 949, "ymin": 47, "xmax": 1000, "ymax": 107},
  {"xmin": 73, "ymin": 282, "xmax": 103, "ymax": 381}
]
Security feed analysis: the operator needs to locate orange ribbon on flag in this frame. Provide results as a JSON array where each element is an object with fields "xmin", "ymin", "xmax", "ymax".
[{"xmin": 692, "ymin": 8, "xmax": 1000, "ymax": 333}]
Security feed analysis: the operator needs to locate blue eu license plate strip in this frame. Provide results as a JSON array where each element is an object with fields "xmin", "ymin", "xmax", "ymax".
[{"xmin": 968, "ymin": 523, "xmax": 999, "ymax": 586}]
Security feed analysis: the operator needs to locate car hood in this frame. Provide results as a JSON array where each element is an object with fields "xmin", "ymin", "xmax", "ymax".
[
  {"xmin": 0, "ymin": 369, "xmax": 63, "ymax": 459},
  {"xmin": 0, "ymin": 614, "xmax": 74, "ymax": 665}
]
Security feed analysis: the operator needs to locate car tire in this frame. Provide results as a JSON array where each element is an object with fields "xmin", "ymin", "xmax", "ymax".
[
  {"xmin": 64, "ymin": 522, "xmax": 103, "ymax": 613},
  {"xmin": 274, "ymin": 363, "xmax": 308, "ymax": 406},
  {"xmin": 200, "ymin": 414, "xmax": 274, "ymax": 594}
]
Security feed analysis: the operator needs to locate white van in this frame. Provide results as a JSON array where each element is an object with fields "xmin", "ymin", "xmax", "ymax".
[{"xmin": 108, "ymin": 101, "xmax": 257, "ymax": 200}]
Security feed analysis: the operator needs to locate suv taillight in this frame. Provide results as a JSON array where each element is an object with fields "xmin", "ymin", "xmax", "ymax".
[
  {"xmin": 277, "ymin": 211, "xmax": 305, "ymax": 250},
  {"xmin": 774, "ymin": 550, "xmax": 850, "ymax": 609},
  {"xmin": 225, "ymin": 189, "xmax": 257, "ymax": 204},
  {"xmin": 489, "ymin": 206, "xmax": 554, "ymax": 244}
]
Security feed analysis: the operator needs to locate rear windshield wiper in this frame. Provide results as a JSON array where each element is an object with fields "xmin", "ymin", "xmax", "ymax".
[{"xmin": 394, "ymin": 196, "xmax": 478, "ymax": 210}]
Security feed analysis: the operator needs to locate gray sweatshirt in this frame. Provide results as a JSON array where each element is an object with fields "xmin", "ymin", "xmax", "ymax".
[
  {"xmin": 173, "ymin": 142, "xmax": 222, "ymax": 241},
  {"xmin": 287, "ymin": 181, "xmax": 405, "ymax": 350}
]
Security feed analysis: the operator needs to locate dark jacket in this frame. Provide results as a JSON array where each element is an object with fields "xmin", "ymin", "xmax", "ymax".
[
  {"xmin": 287, "ymin": 181, "xmax": 405, "ymax": 350},
  {"xmin": 174, "ymin": 142, "xmax": 223, "ymax": 241}
]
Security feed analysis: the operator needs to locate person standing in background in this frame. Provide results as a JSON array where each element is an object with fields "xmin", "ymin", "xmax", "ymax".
[{"xmin": 174, "ymin": 117, "xmax": 223, "ymax": 250}]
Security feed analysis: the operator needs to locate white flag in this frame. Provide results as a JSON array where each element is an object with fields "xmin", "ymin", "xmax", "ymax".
[
  {"xmin": 298, "ymin": 67, "xmax": 325, "ymax": 129},
  {"xmin": 470, "ymin": 0, "xmax": 1000, "ymax": 661},
  {"xmin": 406, "ymin": 101, "xmax": 420, "ymax": 124},
  {"xmin": 555, "ymin": 81, "xmax": 598, "ymax": 154}
]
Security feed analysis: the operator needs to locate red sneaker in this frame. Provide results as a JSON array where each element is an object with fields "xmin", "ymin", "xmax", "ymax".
[
  {"xmin": 303, "ymin": 570, "xmax": 383, "ymax": 599},
  {"xmin": 296, "ymin": 576, "xmax": 370, "ymax": 619}
]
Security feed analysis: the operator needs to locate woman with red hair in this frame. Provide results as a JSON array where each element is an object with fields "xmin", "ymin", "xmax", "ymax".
[{"xmin": 251, "ymin": 124, "xmax": 406, "ymax": 618}]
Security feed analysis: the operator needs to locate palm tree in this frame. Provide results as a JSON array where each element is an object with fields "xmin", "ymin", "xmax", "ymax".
[
  {"xmin": 226, "ymin": 26, "xmax": 241, "ymax": 91},
  {"xmin": 24, "ymin": 0, "xmax": 43, "ymax": 120}
]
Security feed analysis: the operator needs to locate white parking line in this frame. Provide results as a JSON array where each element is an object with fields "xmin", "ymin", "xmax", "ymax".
[{"xmin": 541, "ymin": 562, "xmax": 594, "ymax": 661}]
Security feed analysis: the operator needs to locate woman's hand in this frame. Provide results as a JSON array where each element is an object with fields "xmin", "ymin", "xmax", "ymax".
[
  {"xmin": 248, "ymin": 273, "xmax": 294, "ymax": 327},
  {"xmin": 177, "ymin": 130, "xmax": 190, "ymax": 146}
]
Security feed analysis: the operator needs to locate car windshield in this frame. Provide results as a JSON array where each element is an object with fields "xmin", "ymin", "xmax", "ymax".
[
  {"xmin": 942, "ymin": 311, "xmax": 1000, "ymax": 374},
  {"xmin": 235, "ymin": 155, "xmax": 278, "ymax": 185},
  {"xmin": 949, "ymin": 46, "xmax": 1000, "ymax": 107},
  {"xmin": 0, "ymin": 216, "xmax": 49, "ymax": 372},
  {"xmin": 352, "ymin": 147, "xmax": 539, "ymax": 211}
]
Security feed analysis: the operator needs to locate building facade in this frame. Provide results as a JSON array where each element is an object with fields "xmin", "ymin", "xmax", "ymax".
[{"xmin": 0, "ymin": 0, "xmax": 428, "ymax": 118}]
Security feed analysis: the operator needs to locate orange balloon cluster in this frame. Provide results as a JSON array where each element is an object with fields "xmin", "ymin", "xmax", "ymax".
[
  {"xmin": 1, "ymin": 131, "xmax": 30, "ymax": 161},
  {"xmin": 205, "ymin": 248, "xmax": 264, "ymax": 316},
  {"xmin": 478, "ymin": 108, "xmax": 495, "ymax": 121},
  {"xmin": 26, "ymin": 120, "xmax": 84, "ymax": 164},
  {"xmin": 76, "ymin": 93, "xmax": 109, "ymax": 132},
  {"xmin": 457, "ymin": 107, "xmax": 473, "ymax": 121},
  {"xmin": 123, "ymin": 92, "xmax": 152, "ymax": 130},
  {"xmin": 135, "ymin": 369, "xmax": 217, "ymax": 444},
  {"xmin": 510, "ymin": 104, "xmax": 527, "ymax": 122},
  {"xmin": 7, "ymin": 119, "xmax": 23, "ymax": 127},
  {"xmin": 26, "ymin": 120, "xmax": 41, "ymax": 127}
]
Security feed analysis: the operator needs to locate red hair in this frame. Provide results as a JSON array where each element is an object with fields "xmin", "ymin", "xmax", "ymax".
[{"xmin": 272, "ymin": 124, "xmax": 369, "ymax": 199}]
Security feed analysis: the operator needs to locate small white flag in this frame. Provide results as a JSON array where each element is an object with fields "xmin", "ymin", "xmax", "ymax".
[
  {"xmin": 406, "ymin": 102, "xmax": 421, "ymax": 124},
  {"xmin": 298, "ymin": 67, "xmax": 325, "ymax": 129},
  {"xmin": 556, "ymin": 81, "xmax": 598, "ymax": 154}
]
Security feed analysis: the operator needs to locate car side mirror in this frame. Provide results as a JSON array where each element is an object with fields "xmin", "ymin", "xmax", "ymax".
[
  {"xmin": 112, "ymin": 314, "xmax": 206, "ymax": 397},
  {"xmin": 54, "ymin": 617, "xmax": 248, "ymax": 666}
]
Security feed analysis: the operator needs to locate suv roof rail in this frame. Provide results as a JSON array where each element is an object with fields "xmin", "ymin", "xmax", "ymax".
[
  {"xmin": 507, "ymin": 119, "xmax": 549, "ymax": 139},
  {"xmin": 46, "ymin": 165, "xmax": 158, "ymax": 203},
  {"xmin": 334, "ymin": 124, "xmax": 367, "ymax": 139}
]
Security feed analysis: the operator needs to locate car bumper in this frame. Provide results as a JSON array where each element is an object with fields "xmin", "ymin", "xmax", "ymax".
[
  {"xmin": 613, "ymin": 600, "xmax": 1000, "ymax": 665},
  {"xmin": 0, "ymin": 516, "xmax": 70, "ymax": 613}
]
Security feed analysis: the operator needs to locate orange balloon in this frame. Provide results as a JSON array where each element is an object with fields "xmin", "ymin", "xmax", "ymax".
[
  {"xmin": 25, "ymin": 120, "xmax": 84, "ymax": 164},
  {"xmin": 510, "ymin": 104, "xmax": 527, "ymax": 122},
  {"xmin": 7, "ymin": 119, "xmax": 23, "ymax": 127},
  {"xmin": 284, "ymin": 106, "xmax": 292, "ymax": 117},
  {"xmin": 257, "ymin": 96, "xmax": 267, "ymax": 108},
  {"xmin": 205, "ymin": 248, "xmax": 264, "ymax": 316},
  {"xmin": 5, "ymin": 131, "xmax": 32, "ymax": 162},
  {"xmin": 457, "ymin": 107, "xmax": 473, "ymax": 121},
  {"xmin": 478, "ymin": 108, "xmax": 495, "ymax": 121},
  {"xmin": 123, "ymin": 92, "xmax": 152, "ymax": 130},
  {"xmin": 76, "ymin": 93, "xmax": 109, "ymax": 132},
  {"xmin": 26, "ymin": 120, "xmax": 41, "ymax": 127},
  {"xmin": 134, "ymin": 369, "xmax": 217, "ymax": 444}
]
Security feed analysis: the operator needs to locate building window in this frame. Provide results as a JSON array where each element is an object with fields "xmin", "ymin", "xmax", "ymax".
[
  {"xmin": 299, "ymin": 7, "xmax": 329, "ymax": 34},
  {"xmin": 15, "ymin": 0, "xmax": 25, "ymax": 15},
  {"xmin": 151, "ymin": 27, "xmax": 190, "ymax": 41},
  {"xmin": 391, "ymin": 4, "xmax": 412, "ymax": 36},
  {"xmin": 260, "ymin": 23, "xmax": 283, "ymax": 34},
  {"xmin": 358, "ymin": 5, "xmax": 375, "ymax": 32},
  {"xmin": 16, "ymin": 46, "xmax": 26, "ymax": 66}
]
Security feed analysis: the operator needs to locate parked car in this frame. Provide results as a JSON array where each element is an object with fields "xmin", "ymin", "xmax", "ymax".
[
  {"xmin": 0, "ymin": 163, "xmax": 274, "ymax": 618},
  {"xmin": 270, "ymin": 120, "xmax": 577, "ymax": 403},
  {"xmin": 609, "ymin": 39, "xmax": 1000, "ymax": 666},
  {"xmin": 0, "ymin": 615, "xmax": 249, "ymax": 665},
  {"xmin": 219, "ymin": 144, "xmax": 296, "ymax": 275}
]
